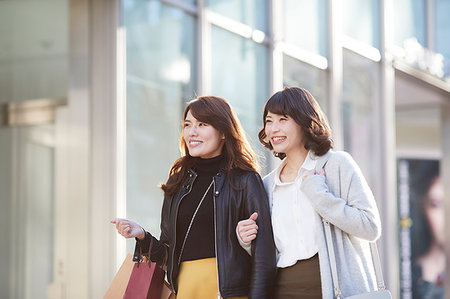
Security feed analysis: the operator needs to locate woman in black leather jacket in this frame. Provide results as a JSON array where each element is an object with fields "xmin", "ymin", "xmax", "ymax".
[{"xmin": 112, "ymin": 96, "xmax": 276, "ymax": 299}]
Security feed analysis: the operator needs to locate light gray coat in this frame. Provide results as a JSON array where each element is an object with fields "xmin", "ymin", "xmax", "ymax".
[{"xmin": 263, "ymin": 150, "xmax": 382, "ymax": 298}]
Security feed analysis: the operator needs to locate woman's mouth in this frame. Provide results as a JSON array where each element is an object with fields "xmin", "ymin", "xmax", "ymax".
[
  {"xmin": 271, "ymin": 136, "xmax": 286, "ymax": 144},
  {"xmin": 189, "ymin": 140, "xmax": 202, "ymax": 147}
]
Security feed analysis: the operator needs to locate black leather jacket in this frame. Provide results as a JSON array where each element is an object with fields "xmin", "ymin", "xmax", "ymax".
[{"xmin": 134, "ymin": 167, "xmax": 276, "ymax": 299}]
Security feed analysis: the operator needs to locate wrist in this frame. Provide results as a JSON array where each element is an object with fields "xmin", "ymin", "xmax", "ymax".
[{"xmin": 137, "ymin": 227, "xmax": 146, "ymax": 241}]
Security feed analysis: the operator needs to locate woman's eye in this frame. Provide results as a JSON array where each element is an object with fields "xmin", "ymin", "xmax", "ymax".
[
  {"xmin": 199, "ymin": 123, "xmax": 207, "ymax": 127},
  {"xmin": 265, "ymin": 119, "xmax": 272, "ymax": 124},
  {"xmin": 184, "ymin": 123, "xmax": 190, "ymax": 127}
]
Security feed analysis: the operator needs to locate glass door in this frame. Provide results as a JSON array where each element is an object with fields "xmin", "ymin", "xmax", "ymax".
[{"xmin": 0, "ymin": 0, "xmax": 68, "ymax": 298}]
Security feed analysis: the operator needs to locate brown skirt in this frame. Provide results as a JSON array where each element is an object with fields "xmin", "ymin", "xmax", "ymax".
[{"xmin": 274, "ymin": 254, "xmax": 322, "ymax": 299}]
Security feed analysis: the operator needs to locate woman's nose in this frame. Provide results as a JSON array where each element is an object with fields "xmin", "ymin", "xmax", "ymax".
[
  {"xmin": 270, "ymin": 122, "xmax": 280, "ymax": 132},
  {"xmin": 189, "ymin": 126, "xmax": 198, "ymax": 136}
]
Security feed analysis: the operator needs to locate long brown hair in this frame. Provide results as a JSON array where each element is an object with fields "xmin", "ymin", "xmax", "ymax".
[
  {"xmin": 258, "ymin": 86, "xmax": 333, "ymax": 159},
  {"xmin": 161, "ymin": 96, "xmax": 259, "ymax": 196}
]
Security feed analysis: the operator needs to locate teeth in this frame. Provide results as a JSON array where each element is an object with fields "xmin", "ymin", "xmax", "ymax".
[
  {"xmin": 190, "ymin": 141, "xmax": 202, "ymax": 145},
  {"xmin": 273, "ymin": 137, "xmax": 285, "ymax": 141}
]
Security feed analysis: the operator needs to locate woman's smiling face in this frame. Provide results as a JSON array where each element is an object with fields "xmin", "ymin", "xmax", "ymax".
[
  {"xmin": 183, "ymin": 110, "xmax": 224, "ymax": 159},
  {"xmin": 264, "ymin": 111, "xmax": 305, "ymax": 156}
]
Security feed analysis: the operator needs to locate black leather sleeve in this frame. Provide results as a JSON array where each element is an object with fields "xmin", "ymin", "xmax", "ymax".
[
  {"xmin": 132, "ymin": 194, "xmax": 171, "ymax": 267},
  {"xmin": 244, "ymin": 173, "xmax": 277, "ymax": 299}
]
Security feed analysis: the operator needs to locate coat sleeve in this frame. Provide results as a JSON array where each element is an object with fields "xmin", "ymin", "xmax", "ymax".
[
  {"xmin": 132, "ymin": 193, "xmax": 171, "ymax": 267},
  {"xmin": 300, "ymin": 152, "xmax": 382, "ymax": 241},
  {"xmin": 244, "ymin": 173, "xmax": 277, "ymax": 299}
]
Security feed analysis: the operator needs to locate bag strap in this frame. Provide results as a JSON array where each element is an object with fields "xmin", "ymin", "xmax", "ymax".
[
  {"xmin": 323, "ymin": 219, "xmax": 342, "ymax": 299},
  {"xmin": 323, "ymin": 219, "xmax": 387, "ymax": 298},
  {"xmin": 370, "ymin": 242, "xmax": 387, "ymax": 290}
]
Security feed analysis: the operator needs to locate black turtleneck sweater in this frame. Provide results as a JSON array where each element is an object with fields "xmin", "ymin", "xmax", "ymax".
[{"xmin": 175, "ymin": 154, "xmax": 224, "ymax": 263}]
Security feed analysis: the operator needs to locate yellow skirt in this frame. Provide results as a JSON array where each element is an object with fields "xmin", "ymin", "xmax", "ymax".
[{"xmin": 176, "ymin": 257, "xmax": 247, "ymax": 299}]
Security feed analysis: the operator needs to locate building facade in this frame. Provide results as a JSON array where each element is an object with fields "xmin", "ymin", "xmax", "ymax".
[{"xmin": 0, "ymin": 0, "xmax": 449, "ymax": 298}]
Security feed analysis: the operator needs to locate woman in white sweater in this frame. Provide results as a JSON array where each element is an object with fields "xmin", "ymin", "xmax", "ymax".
[{"xmin": 237, "ymin": 86, "xmax": 382, "ymax": 298}]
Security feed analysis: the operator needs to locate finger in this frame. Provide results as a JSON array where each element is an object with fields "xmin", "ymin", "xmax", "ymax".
[
  {"xmin": 247, "ymin": 228, "xmax": 258, "ymax": 236},
  {"xmin": 240, "ymin": 219, "xmax": 254, "ymax": 226},
  {"xmin": 243, "ymin": 234, "xmax": 256, "ymax": 243},
  {"xmin": 238, "ymin": 223, "xmax": 257, "ymax": 235},
  {"xmin": 249, "ymin": 212, "xmax": 258, "ymax": 221},
  {"xmin": 238, "ymin": 219, "xmax": 255, "ymax": 230},
  {"xmin": 319, "ymin": 168, "xmax": 325, "ymax": 176},
  {"xmin": 244, "ymin": 224, "xmax": 258, "ymax": 231}
]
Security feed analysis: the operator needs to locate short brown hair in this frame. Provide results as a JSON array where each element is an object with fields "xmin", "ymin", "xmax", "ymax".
[{"xmin": 258, "ymin": 87, "xmax": 333, "ymax": 159}]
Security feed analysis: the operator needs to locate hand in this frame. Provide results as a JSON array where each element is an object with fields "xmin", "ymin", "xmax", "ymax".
[
  {"xmin": 301, "ymin": 168, "xmax": 325, "ymax": 181},
  {"xmin": 237, "ymin": 212, "xmax": 259, "ymax": 244},
  {"xmin": 110, "ymin": 218, "xmax": 145, "ymax": 240}
]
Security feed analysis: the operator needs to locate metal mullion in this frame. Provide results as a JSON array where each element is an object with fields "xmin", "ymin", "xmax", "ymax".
[
  {"xmin": 379, "ymin": 0, "xmax": 399, "ymax": 296},
  {"xmin": 270, "ymin": 0, "xmax": 282, "ymax": 94},
  {"xmin": 342, "ymin": 35, "xmax": 381, "ymax": 62},
  {"xmin": 426, "ymin": 0, "xmax": 434, "ymax": 51},
  {"xmin": 327, "ymin": 0, "xmax": 343, "ymax": 150},
  {"xmin": 161, "ymin": 0, "xmax": 198, "ymax": 16},
  {"xmin": 205, "ymin": 9, "xmax": 269, "ymax": 45},
  {"xmin": 281, "ymin": 43, "xmax": 328, "ymax": 70},
  {"xmin": 197, "ymin": 0, "xmax": 210, "ymax": 95}
]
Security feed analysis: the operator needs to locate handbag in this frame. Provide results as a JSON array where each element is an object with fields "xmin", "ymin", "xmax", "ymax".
[
  {"xmin": 104, "ymin": 253, "xmax": 175, "ymax": 299},
  {"xmin": 104, "ymin": 253, "xmax": 135, "ymax": 299},
  {"xmin": 123, "ymin": 258, "xmax": 165, "ymax": 299},
  {"xmin": 323, "ymin": 219, "xmax": 392, "ymax": 299}
]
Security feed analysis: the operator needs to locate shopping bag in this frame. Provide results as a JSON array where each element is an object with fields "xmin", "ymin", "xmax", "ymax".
[
  {"xmin": 162, "ymin": 281, "xmax": 176, "ymax": 299},
  {"xmin": 104, "ymin": 253, "xmax": 174, "ymax": 299},
  {"xmin": 104, "ymin": 254, "xmax": 135, "ymax": 299},
  {"xmin": 124, "ymin": 259, "xmax": 165, "ymax": 299}
]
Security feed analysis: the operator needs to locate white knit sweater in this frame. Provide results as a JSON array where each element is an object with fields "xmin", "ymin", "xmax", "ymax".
[{"xmin": 263, "ymin": 150, "xmax": 382, "ymax": 298}]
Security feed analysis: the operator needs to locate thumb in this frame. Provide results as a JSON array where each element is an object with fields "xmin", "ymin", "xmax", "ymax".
[{"xmin": 249, "ymin": 212, "xmax": 258, "ymax": 221}]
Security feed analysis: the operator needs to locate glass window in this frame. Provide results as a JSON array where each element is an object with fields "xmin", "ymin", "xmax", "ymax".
[
  {"xmin": 207, "ymin": 0, "xmax": 268, "ymax": 32},
  {"xmin": 123, "ymin": 0, "xmax": 196, "ymax": 247},
  {"xmin": 343, "ymin": 0, "xmax": 380, "ymax": 49},
  {"xmin": 0, "ymin": 1, "xmax": 67, "ymax": 298},
  {"xmin": 283, "ymin": 55, "xmax": 328, "ymax": 114},
  {"xmin": 0, "ymin": 1, "xmax": 68, "ymax": 103},
  {"xmin": 342, "ymin": 49, "xmax": 380, "ymax": 186},
  {"xmin": 210, "ymin": 25, "xmax": 269, "ymax": 172},
  {"xmin": 394, "ymin": 0, "xmax": 426, "ymax": 47},
  {"xmin": 282, "ymin": 0, "xmax": 328, "ymax": 57},
  {"xmin": 180, "ymin": 0, "xmax": 196, "ymax": 5}
]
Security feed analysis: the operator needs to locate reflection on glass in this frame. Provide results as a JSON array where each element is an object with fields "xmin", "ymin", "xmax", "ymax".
[
  {"xmin": 342, "ymin": 49, "xmax": 379, "ymax": 185},
  {"xmin": 343, "ymin": 0, "xmax": 380, "ymax": 48},
  {"xmin": 406, "ymin": 160, "xmax": 445, "ymax": 299},
  {"xmin": 282, "ymin": 0, "xmax": 328, "ymax": 57},
  {"xmin": 124, "ymin": 0, "xmax": 196, "ymax": 243},
  {"xmin": 283, "ymin": 55, "xmax": 328, "ymax": 114},
  {"xmin": 210, "ymin": 25, "xmax": 269, "ymax": 172},
  {"xmin": 0, "ymin": 1, "xmax": 68, "ymax": 103},
  {"xmin": 394, "ymin": 0, "xmax": 426, "ymax": 48},
  {"xmin": 208, "ymin": 0, "xmax": 268, "ymax": 32}
]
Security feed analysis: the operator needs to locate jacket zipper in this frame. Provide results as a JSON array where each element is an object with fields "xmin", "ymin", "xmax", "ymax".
[
  {"xmin": 213, "ymin": 179, "xmax": 222, "ymax": 299},
  {"xmin": 169, "ymin": 174, "xmax": 195, "ymax": 292}
]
